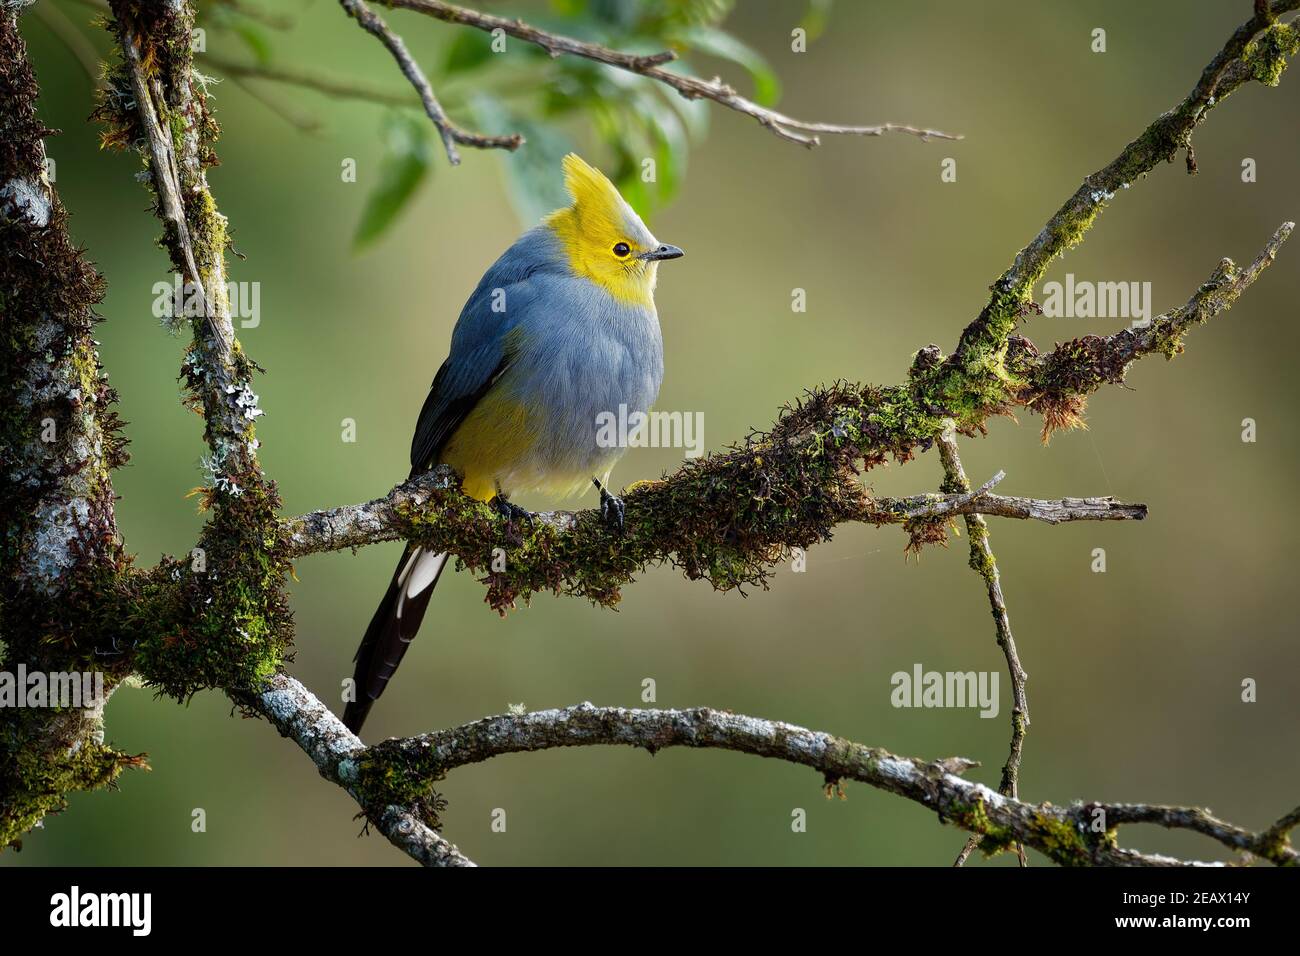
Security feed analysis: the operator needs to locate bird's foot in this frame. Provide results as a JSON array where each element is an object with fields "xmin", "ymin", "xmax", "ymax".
[
  {"xmin": 592, "ymin": 478, "xmax": 625, "ymax": 534},
  {"xmin": 494, "ymin": 495, "xmax": 534, "ymax": 532}
]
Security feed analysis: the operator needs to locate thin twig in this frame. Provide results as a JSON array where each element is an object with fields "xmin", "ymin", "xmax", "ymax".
[
  {"xmin": 213, "ymin": 0, "xmax": 294, "ymax": 31},
  {"xmin": 338, "ymin": 0, "xmax": 522, "ymax": 163},
  {"xmin": 378, "ymin": 0, "xmax": 962, "ymax": 147},
  {"xmin": 203, "ymin": 52, "xmax": 416, "ymax": 107},
  {"xmin": 118, "ymin": 34, "xmax": 217, "ymax": 345},
  {"xmin": 938, "ymin": 430, "xmax": 1029, "ymax": 868},
  {"xmin": 227, "ymin": 74, "xmax": 323, "ymax": 133}
]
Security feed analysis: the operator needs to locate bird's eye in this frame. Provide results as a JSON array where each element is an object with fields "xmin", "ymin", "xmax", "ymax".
[{"xmin": 613, "ymin": 242, "xmax": 631, "ymax": 258}]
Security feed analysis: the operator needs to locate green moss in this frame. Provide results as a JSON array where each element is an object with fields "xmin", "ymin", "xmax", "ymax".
[
  {"xmin": 967, "ymin": 529, "xmax": 997, "ymax": 580},
  {"xmin": 352, "ymin": 746, "xmax": 447, "ymax": 830},
  {"xmin": 168, "ymin": 108, "xmax": 186, "ymax": 155},
  {"xmin": 1148, "ymin": 321, "xmax": 1187, "ymax": 360},
  {"xmin": 0, "ymin": 572, "xmax": 143, "ymax": 852},
  {"xmin": 132, "ymin": 485, "xmax": 295, "ymax": 700},
  {"xmin": 1257, "ymin": 829, "xmax": 1296, "ymax": 865},
  {"xmin": 947, "ymin": 798, "xmax": 1097, "ymax": 865},
  {"xmin": 1047, "ymin": 202, "xmax": 1102, "ymax": 261},
  {"xmin": 1243, "ymin": 23, "xmax": 1300, "ymax": 87},
  {"xmin": 0, "ymin": 723, "xmax": 144, "ymax": 850},
  {"xmin": 2, "ymin": 513, "xmax": 292, "ymax": 706},
  {"xmin": 1023, "ymin": 811, "xmax": 1095, "ymax": 866},
  {"xmin": 948, "ymin": 798, "xmax": 1014, "ymax": 856}
]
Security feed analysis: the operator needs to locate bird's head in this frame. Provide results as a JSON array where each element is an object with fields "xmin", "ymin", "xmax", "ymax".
[{"xmin": 544, "ymin": 153, "xmax": 683, "ymax": 306}]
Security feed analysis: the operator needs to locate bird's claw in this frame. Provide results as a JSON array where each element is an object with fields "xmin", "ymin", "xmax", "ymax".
[
  {"xmin": 592, "ymin": 478, "xmax": 625, "ymax": 534},
  {"xmin": 494, "ymin": 495, "xmax": 533, "ymax": 527}
]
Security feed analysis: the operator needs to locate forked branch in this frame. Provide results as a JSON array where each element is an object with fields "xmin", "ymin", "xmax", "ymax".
[
  {"xmin": 338, "ymin": 0, "xmax": 522, "ymax": 163},
  {"xmin": 364, "ymin": 0, "xmax": 962, "ymax": 149}
]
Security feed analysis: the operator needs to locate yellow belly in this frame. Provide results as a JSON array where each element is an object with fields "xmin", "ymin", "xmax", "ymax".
[
  {"xmin": 440, "ymin": 392, "xmax": 616, "ymax": 503},
  {"xmin": 440, "ymin": 392, "xmax": 531, "ymax": 501}
]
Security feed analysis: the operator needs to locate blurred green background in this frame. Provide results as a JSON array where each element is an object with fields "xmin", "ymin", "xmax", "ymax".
[{"xmin": 6, "ymin": 0, "xmax": 1299, "ymax": 866}]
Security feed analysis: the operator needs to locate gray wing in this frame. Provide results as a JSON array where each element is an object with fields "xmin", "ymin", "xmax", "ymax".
[
  {"xmin": 408, "ymin": 348, "xmax": 511, "ymax": 475},
  {"xmin": 408, "ymin": 228, "xmax": 559, "ymax": 474}
]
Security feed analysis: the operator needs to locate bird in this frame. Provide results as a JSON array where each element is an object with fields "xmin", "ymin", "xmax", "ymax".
[{"xmin": 343, "ymin": 153, "xmax": 684, "ymax": 735}]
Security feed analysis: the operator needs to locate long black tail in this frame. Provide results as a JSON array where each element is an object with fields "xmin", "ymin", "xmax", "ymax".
[{"xmin": 343, "ymin": 544, "xmax": 448, "ymax": 734}]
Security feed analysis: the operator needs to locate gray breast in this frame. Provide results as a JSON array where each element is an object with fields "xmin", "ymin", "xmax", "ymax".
[{"xmin": 505, "ymin": 275, "xmax": 664, "ymax": 475}]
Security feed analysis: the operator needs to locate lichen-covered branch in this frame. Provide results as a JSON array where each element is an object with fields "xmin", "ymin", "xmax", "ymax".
[
  {"xmin": 88, "ymin": 2, "xmax": 295, "ymax": 700},
  {"xmin": 375, "ymin": 0, "xmax": 962, "ymax": 148},
  {"xmin": 0, "ymin": 4, "xmax": 138, "ymax": 848},
  {"xmin": 938, "ymin": 431, "xmax": 1029, "ymax": 868},
  {"xmin": 0, "ymin": 6, "xmax": 125, "ymax": 594},
  {"xmin": 363, "ymin": 703, "xmax": 1299, "ymax": 867},
  {"xmin": 338, "ymin": 0, "xmax": 522, "ymax": 163},
  {"xmin": 234, "ymin": 673, "xmax": 474, "ymax": 867},
  {"xmin": 104, "ymin": 1, "xmax": 261, "ymax": 482}
]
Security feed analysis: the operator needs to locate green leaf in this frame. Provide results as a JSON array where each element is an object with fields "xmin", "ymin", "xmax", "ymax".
[
  {"xmin": 799, "ymin": 0, "xmax": 835, "ymax": 43},
  {"xmin": 442, "ymin": 30, "xmax": 494, "ymax": 75},
  {"xmin": 669, "ymin": 25, "xmax": 780, "ymax": 106},
  {"xmin": 630, "ymin": 86, "xmax": 687, "ymax": 203},
  {"xmin": 470, "ymin": 93, "xmax": 574, "ymax": 227},
  {"xmin": 607, "ymin": 126, "xmax": 655, "ymax": 215},
  {"xmin": 352, "ymin": 115, "xmax": 433, "ymax": 251},
  {"xmin": 585, "ymin": 0, "xmax": 643, "ymax": 32},
  {"xmin": 659, "ymin": 0, "xmax": 736, "ymax": 29},
  {"xmin": 203, "ymin": 4, "xmax": 274, "ymax": 65},
  {"xmin": 658, "ymin": 60, "xmax": 711, "ymax": 139},
  {"xmin": 231, "ymin": 21, "xmax": 273, "ymax": 66}
]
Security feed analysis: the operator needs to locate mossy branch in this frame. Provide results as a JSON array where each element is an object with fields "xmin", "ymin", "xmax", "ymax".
[
  {"xmin": 947, "ymin": 1, "xmax": 1298, "ymax": 372},
  {"xmin": 282, "ymin": 465, "xmax": 1144, "ymax": 613},
  {"xmin": 1020, "ymin": 222, "xmax": 1294, "ymax": 439},
  {"xmin": 104, "ymin": 0, "xmax": 263, "ymax": 483},
  {"xmin": 0, "ymin": 4, "xmax": 138, "ymax": 852},
  {"xmin": 95, "ymin": 0, "xmax": 295, "ymax": 697}
]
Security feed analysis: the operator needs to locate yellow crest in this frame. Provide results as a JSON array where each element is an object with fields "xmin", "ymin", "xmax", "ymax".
[{"xmin": 560, "ymin": 153, "xmax": 625, "ymax": 216}]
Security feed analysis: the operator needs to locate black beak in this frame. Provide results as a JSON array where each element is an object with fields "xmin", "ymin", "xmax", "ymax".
[{"xmin": 639, "ymin": 243, "xmax": 684, "ymax": 261}]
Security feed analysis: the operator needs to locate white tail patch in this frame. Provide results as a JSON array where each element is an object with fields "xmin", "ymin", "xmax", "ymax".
[{"xmin": 397, "ymin": 549, "xmax": 448, "ymax": 618}]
